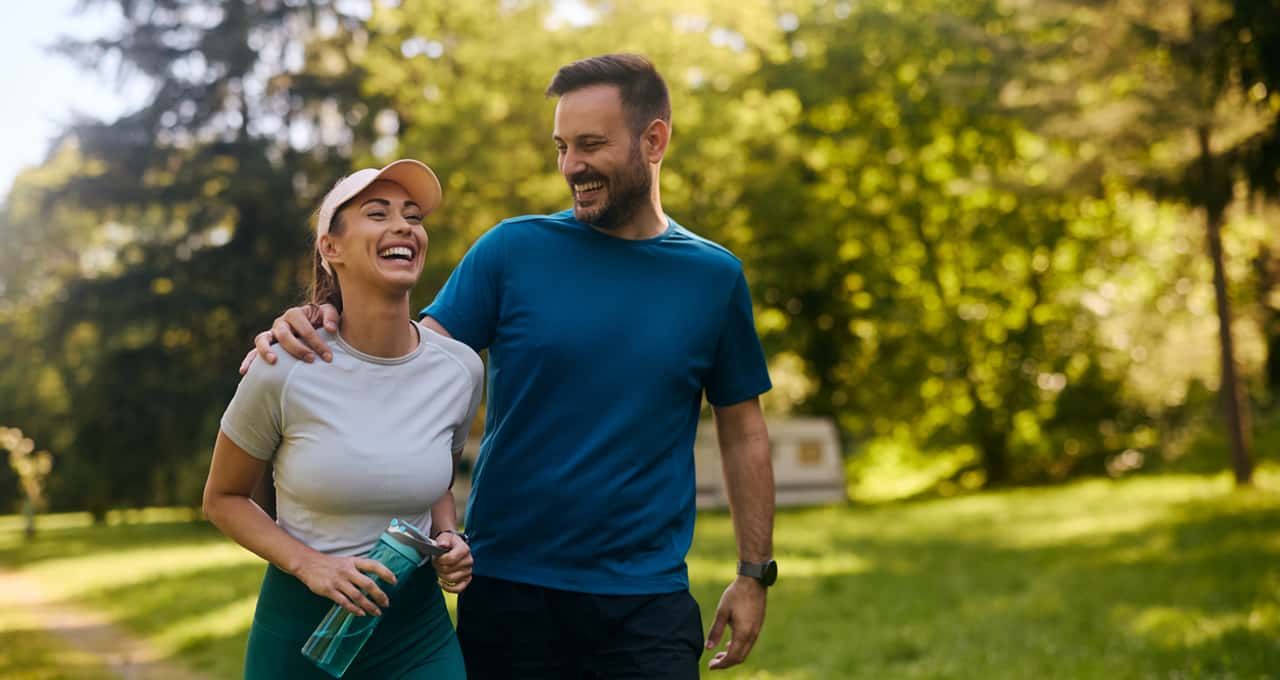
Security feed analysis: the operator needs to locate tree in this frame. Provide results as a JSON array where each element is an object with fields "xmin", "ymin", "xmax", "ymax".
[
  {"xmin": 734, "ymin": 0, "xmax": 1153, "ymax": 484},
  {"xmin": 1114, "ymin": 0, "xmax": 1280, "ymax": 484},
  {"xmin": 1227, "ymin": 0, "xmax": 1280, "ymax": 405},
  {"xmin": 6, "ymin": 0, "xmax": 1274, "ymax": 510},
  {"xmin": 0, "ymin": 427, "xmax": 52, "ymax": 538},
  {"xmin": 0, "ymin": 0, "xmax": 390, "ymax": 517}
]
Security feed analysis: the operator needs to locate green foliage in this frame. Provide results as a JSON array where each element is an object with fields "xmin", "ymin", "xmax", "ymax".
[
  {"xmin": 0, "ymin": 1, "xmax": 392, "ymax": 515},
  {"xmin": 353, "ymin": 0, "xmax": 1164, "ymax": 484},
  {"xmin": 0, "ymin": 0, "xmax": 1278, "ymax": 506},
  {"xmin": 737, "ymin": 1, "xmax": 1147, "ymax": 483}
]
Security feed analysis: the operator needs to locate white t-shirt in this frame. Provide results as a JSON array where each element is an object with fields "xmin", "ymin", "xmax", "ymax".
[{"xmin": 220, "ymin": 321, "xmax": 484, "ymax": 556}]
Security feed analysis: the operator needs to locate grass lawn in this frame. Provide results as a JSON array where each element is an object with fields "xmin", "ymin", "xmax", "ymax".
[
  {"xmin": 2, "ymin": 469, "xmax": 1279, "ymax": 679},
  {"xmin": 0, "ymin": 598, "xmax": 113, "ymax": 680}
]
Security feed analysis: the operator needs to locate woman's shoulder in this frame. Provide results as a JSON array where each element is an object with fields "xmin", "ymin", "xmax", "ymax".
[
  {"xmin": 241, "ymin": 340, "xmax": 311, "ymax": 388},
  {"xmin": 241, "ymin": 329, "xmax": 345, "ymax": 397}
]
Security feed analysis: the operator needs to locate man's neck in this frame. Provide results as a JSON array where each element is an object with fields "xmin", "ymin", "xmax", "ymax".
[
  {"xmin": 337, "ymin": 286, "xmax": 417, "ymax": 358},
  {"xmin": 591, "ymin": 182, "xmax": 667, "ymax": 240}
]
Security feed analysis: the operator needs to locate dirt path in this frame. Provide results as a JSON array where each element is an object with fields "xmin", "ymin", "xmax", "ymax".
[{"xmin": 0, "ymin": 567, "xmax": 218, "ymax": 680}]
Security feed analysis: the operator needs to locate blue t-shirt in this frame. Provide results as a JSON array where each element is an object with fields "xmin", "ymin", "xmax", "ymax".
[{"xmin": 424, "ymin": 210, "xmax": 771, "ymax": 594}]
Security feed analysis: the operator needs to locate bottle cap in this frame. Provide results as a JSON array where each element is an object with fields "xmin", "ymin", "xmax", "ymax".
[{"xmin": 383, "ymin": 518, "xmax": 436, "ymax": 561}]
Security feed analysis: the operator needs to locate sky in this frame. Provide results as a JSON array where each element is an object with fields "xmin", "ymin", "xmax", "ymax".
[
  {"xmin": 0, "ymin": 1, "xmax": 137, "ymax": 203},
  {"xmin": 0, "ymin": 0, "xmax": 595, "ymax": 205}
]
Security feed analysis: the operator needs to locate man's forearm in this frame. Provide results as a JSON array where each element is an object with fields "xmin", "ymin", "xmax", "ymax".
[{"xmin": 714, "ymin": 400, "xmax": 775, "ymax": 562}]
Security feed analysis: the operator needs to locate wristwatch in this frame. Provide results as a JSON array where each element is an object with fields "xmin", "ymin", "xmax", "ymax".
[
  {"xmin": 431, "ymin": 529, "xmax": 469, "ymax": 545},
  {"xmin": 737, "ymin": 559, "xmax": 778, "ymax": 587}
]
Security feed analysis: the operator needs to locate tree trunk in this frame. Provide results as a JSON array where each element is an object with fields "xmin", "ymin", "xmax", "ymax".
[
  {"xmin": 1256, "ymin": 244, "xmax": 1280, "ymax": 404},
  {"xmin": 970, "ymin": 399, "xmax": 1009, "ymax": 485},
  {"xmin": 1268, "ymin": 330, "xmax": 1280, "ymax": 405},
  {"xmin": 1198, "ymin": 125, "xmax": 1254, "ymax": 485},
  {"xmin": 22, "ymin": 498, "xmax": 36, "ymax": 541},
  {"xmin": 980, "ymin": 431, "xmax": 1009, "ymax": 486}
]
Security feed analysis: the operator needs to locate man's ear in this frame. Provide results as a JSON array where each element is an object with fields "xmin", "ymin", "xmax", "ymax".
[
  {"xmin": 642, "ymin": 118, "xmax": 670, "ymax": 164},
  {"xmin": 318, "ymin": 233, "xmax": 343, "ymax": 267}
]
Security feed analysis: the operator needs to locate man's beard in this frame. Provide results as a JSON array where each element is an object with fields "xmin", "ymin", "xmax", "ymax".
[{"xmin": 572, "ymin": 144, "xmax": 651, "ymax": 232}]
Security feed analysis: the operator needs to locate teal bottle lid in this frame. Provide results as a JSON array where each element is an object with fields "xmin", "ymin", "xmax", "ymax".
[{"xmin": 380, "ymin": 518, "xmax": 433, "ymax": 563}]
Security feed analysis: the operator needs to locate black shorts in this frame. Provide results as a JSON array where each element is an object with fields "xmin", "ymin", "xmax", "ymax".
[{"xmin": 457, "ymin": 574, "xmax": 705, "ymax": 680}]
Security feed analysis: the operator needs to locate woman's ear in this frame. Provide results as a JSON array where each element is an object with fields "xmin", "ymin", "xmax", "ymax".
[{"xmin": 318, "ymin": 233, "xmax": 343, "ymax": 268}]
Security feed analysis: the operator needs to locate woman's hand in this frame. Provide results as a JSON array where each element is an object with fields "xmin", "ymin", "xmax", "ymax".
[
  {"xmin": 294, "ymin": 552, "xmax": 398, "ymax": 616},
  {"xmin": 432, "ymin": 531, "xmax": 474, "ymax": 594}
]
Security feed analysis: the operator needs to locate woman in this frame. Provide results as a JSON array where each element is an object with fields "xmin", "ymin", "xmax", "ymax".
[{"xmin": 203, "ymin": 159, "xmax": 482, "ymax": 679}]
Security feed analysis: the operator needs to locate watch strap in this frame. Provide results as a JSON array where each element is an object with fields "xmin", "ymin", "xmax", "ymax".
[
  {"xmin": 431, "ymin": 528, "xmax": 469, "ymax": 545},
  {"xmin": 737, "ymin": 559, "xmax": 777, "ymax": 586}
]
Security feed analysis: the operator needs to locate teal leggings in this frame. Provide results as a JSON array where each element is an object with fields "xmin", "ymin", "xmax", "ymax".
[{"xmin": 245, "ymin": 563, "xmax": 465, "ymax": 679}]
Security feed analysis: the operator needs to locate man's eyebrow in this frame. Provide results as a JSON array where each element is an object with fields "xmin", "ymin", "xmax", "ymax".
[
  {"xmin": 403, "ymin": 200, "xmax": 421, "ymax": 211},
  {"xmin": 553, "ymin": 133, "xmax": 607, "ymax": 143}
]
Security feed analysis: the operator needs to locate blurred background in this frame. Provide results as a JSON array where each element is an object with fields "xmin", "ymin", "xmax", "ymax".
[{"xmin": 1, "ymin": 1, "xmax": 1279, "ymax": 678}]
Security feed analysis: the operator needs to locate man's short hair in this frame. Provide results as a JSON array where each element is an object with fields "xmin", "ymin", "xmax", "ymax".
[{"xmin": 545, "ymin": 53, "xmax": 672, "ymax": 137}]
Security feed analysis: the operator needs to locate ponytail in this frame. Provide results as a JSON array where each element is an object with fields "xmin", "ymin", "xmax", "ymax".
[
  {"xmin": 307, "ymin": 210, "xmax": 345, "ymax": 312},
  {"xmin": 307, "ymin": 249, "xmax": 343, "ymax": 312}
]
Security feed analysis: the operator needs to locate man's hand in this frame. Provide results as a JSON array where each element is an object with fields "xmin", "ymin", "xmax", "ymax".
[
  {"xmin": 239, "ymin": 303, "xmax": 341, "ymax": 375},
  {"xmin": 706, "ymin": 576, "xmax": 767, "ymax": 670}
]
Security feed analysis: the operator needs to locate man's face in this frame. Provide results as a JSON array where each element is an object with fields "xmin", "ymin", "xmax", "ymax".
[{"xmin": 553, "ymin": 84, "xmax": 651, "ymax": 231}]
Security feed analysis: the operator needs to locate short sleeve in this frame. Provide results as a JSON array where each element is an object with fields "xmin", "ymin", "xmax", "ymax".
[
  {"xmin": 422, "ymin": 226, "xmax": 505, "ymax": 351},
  {"xmin": 219, "ymin": 358, "xmax": 291, "ymax": 460},
  {"xmin": 704, "ymin": 270, "xmax": 773, "ymax": 406},
  {"xmin": 453, "ymin": 355, "xmax": 484, "ymax": 455}
]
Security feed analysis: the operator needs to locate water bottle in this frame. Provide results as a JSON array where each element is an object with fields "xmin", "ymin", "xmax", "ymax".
[{"xmin": 301, "ymin": 518, "xmax": 442, "ymax": 678}]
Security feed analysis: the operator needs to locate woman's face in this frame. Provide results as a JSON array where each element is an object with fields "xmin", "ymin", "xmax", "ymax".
[{"xmin": 323, "ymin": 179, "xmax": 428, "ymax": 294}]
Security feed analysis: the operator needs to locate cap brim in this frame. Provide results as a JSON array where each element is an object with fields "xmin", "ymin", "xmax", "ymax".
[{"xmin": 373, "ymin": 159, "xmax": 442, "ymax": 214}]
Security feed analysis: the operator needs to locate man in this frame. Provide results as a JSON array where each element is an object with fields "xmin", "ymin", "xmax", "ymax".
[{"xmin": 247, "ymin": 54, "xmax": 777, "ymax": 678}]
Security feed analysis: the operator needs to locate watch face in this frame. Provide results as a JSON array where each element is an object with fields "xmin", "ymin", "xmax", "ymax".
[{"xmin": 763, "ymin": 560, "xmax": 778, "ymax": 586}]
